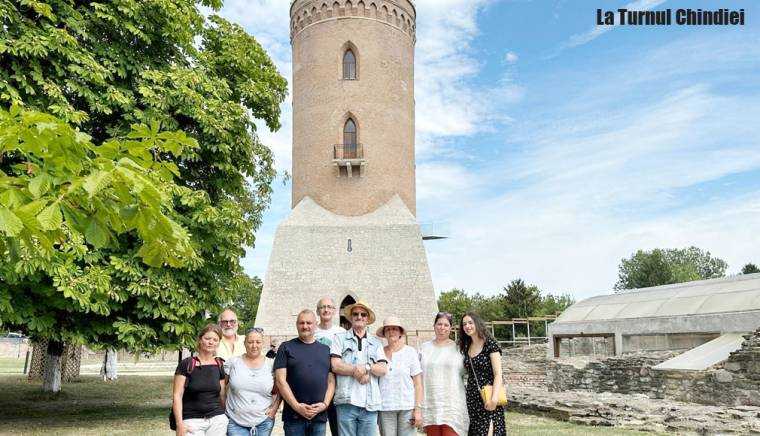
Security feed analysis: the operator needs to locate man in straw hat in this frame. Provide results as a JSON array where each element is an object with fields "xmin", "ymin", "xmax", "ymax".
[{"xmin": 330, "ymin": 300, "xmax": 388, "ymax": 436}]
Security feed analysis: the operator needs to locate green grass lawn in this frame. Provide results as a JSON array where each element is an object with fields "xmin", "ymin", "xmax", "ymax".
[
  {"xmin": 3, "ymin": 375, "xmax": 174, "ymax": 435},
  {"xmin": 2, "ymin": 375, "xmax": 659, "ymax": 435}
]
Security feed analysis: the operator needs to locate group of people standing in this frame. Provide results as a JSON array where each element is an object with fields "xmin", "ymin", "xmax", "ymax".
[{"xmin": 171, "ymin": 299, "xmax": 506, "ymax": 436}]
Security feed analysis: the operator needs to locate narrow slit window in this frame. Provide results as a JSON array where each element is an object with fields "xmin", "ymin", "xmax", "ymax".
[{"xmin": 343, "ymin": 49, "xmax": 356, "ymax": 80}]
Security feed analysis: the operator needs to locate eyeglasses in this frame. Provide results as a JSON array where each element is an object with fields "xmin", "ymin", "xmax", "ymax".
[
  {"xmin": 247, "ymin": 327, "xmax": 264, "ymax": 334},
  {"xmin": 220, "ymin": 319, "xmax": 238, "ymax": 325},
  {"xmin": 317, "ymin": 305, "xmax": 336, "ymax": 310},
  {"xmin": 351, "ymin": 312, "xmax": 369, "ymax": 318}
]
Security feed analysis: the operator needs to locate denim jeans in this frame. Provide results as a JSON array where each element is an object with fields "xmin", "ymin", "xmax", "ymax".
[
  {"xmin": 227, "ymin": 416, "xmax": 275, "ymax": 436},
  {"xmin": 336, "ymin": 404, "xmax": 378, "ymax": 436},
  {"xmin": 283, "ymin": 419, "xmax": 327, "ymax": 436}
]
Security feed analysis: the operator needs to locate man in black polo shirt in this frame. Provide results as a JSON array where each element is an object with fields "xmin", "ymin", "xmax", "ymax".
[{"xmin": 274, "ymin": 309, "xmax": 335, "ymax": 436}]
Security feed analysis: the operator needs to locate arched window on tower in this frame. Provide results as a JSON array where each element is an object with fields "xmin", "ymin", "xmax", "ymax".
[
  {"xmin": 343, "ymin": 49, "xmax": 357, "ymax": 80},
  {"xmin": 343, "ymin": 118, "xmax": 357, "ymax": 158}
]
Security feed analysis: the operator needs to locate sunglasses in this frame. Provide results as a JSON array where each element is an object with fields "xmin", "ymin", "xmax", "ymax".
[
  {"xmin": 220, "ymin": 319, "xmax": 238, "ymax": 325},
  {"xmin": 351, "ymin": 312, "xmax": 369, "ymax": 318}
]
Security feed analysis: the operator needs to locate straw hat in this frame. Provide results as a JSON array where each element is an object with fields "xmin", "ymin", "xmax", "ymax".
[
  {"xmin": 343, "ymin": 300, "xmax": 376, "ymax": 325},
  {"xmin": 376, "ymin": 316, "xmax": 406, "ymax": 338}
]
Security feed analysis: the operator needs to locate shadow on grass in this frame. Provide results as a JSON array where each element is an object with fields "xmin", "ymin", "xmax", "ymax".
[{"xmin": 2, "ymin": 374, "xmax": 172, "ymax": 432}]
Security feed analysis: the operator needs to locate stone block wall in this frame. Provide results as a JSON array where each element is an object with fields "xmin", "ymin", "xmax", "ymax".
[
  {"xmin": 503, "ymin": 344, "xmax": 549, "ymax": 388},
  {"xmin": 547, "ymin": 351, "xmax": 677, "ymax": 393},
  {"xmin": 547, "ymin": 328, "xmax": 760, "ymax": 407},
  {"xmin": 557, "ymin": 336, "xmax": 615, "ymax": 357}
]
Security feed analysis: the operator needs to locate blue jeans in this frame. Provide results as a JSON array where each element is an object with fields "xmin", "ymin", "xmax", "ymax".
[
  {"xmin": 283, "ymin": 419, "xmax": 327, "ymax": 436},
  {"xmin": 336, "ymin": 404, "xmax": 378, "ymax": 436},
  {"xmin": 227, "ymin": 416, "xmax": 275, "ymax": 436}
]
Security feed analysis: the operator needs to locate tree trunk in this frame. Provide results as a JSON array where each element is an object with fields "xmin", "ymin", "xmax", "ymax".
[
  {"xmin": 100, "ymin": 348, "xmax": 118, "ymax": 381},
  {"xmin": 42, "ymin": 340, "xmax": 63, "ymax": 393}
]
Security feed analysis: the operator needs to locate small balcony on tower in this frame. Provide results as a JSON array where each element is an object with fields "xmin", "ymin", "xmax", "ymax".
[{"xmin": 333, "ymin": 143, "xmax": 366, "ymax": 178}]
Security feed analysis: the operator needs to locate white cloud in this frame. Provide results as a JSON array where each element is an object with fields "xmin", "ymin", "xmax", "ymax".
[
  {"xmin": 558, "ymin": 0, "xmax": 667, "ymax": 51},
  {"xmin": 504, "ymin": 51, "xmax": 519, "ymax": 64},
  {"xmin": 413, "ymin": 0, "xmax": 513, "ymax": 154},
  {"xmin": 423, "ymin": 36, "xmax": 760, "ymax": 299}
]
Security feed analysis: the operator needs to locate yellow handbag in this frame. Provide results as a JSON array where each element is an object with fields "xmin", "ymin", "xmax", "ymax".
[
  {"xmin": 468, "ymin": 353, "xmax": 508, "ymax": 406},
  {"xmin": 479, "ymin": 384, "xmax": 508, "ymax": 406}
]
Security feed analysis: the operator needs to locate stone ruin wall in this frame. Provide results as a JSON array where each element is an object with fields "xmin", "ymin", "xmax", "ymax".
[
  {"xmin": 503, "ymin": 344, "xmax": 549, "ymax": 389},
  {"xmin": 545, "ymin": 328, "xmax": 760, "ymax": 407},
  {"xmin": 546, "ymin": 351, "xmax": 679, "ymax": 393}
]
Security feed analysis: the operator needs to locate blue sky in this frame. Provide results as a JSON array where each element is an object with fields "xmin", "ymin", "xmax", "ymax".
[{"xmin": 216, "ymin": 0, "xmax": 760, "ymax": 301}]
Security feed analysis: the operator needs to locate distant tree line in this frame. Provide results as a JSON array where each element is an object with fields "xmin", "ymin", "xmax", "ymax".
[
  {"xmin": 614, "ymin": 246, "xmax": 757, "ymax": 292},
  {"xmin": 435, "ymin": 245, "xmax": 758, "ymax": 339},
  {"xmin": 437, "ymin": 280, "xmax": 575, "ymax": 340}
]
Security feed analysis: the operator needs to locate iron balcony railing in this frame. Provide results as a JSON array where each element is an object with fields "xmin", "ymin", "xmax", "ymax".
[{"xmin": 333, "ymin": 143, "xmax": 364, "ymax": 160}]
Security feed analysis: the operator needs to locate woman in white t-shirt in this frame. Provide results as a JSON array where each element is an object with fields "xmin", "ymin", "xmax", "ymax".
[
  {"xmin": 419, "ymin": 313, "xmax": 468, "ymax": 436},
  {"xmin": 377, "ymin": 316, "xmax": 423, "ymax": 436},
  {"xmin": 225, "ymin": 328, "xmax": 282, "ymax": 436}
]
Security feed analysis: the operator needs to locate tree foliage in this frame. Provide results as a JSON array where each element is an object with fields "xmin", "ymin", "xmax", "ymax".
[
  {"xmin": 742, "ymin": 263, "xmax": 760, "ymax": 275},
  {"xmin": 0, "ymin": 106, "xmax": 208, "ymax": 347},
  {"xmin": 502, "ymin": 279, "xmax": 541, "ymax": 319},
  {"xmin": 614, "ymin": 246, "xmax": 728, "ymax": 291},
  {"xmin": 0, "ymin": 0, "xmax": 287, "ymax": 352},
  {"xmin": 437, "ymin": 283, "xmax": 574, "ymax": 323},
  {"xmin": 228, "ymin": 274, "xmax": 263, "ymax": 332}
]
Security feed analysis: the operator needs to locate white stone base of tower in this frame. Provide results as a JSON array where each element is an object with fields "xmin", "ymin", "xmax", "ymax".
[{"xmin": 255, "ymin": 195, "xmax": 438, "ymax": 341}]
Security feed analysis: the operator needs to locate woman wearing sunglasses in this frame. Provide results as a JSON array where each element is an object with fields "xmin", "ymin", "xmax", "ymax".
[{"xmin": 225, "ymin": 328, "xmax": 282, "ymax": 436}]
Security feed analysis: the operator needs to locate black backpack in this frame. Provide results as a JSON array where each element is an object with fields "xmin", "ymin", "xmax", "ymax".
[{"xmin": 169, "ymin": 356, "xmax": 225, "ymax": 430}]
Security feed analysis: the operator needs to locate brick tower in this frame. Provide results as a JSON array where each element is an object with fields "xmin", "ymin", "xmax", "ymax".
[{"xmin": 256, "ymin": 0, "xmax": 438, "ymax": 338}]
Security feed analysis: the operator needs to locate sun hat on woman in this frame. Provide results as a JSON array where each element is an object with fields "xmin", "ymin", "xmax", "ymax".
[{"xmin": 376, "ymin": 316, "xmax": 406, "ymax": 338}]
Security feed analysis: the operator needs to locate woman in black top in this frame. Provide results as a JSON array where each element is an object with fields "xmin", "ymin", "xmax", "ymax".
[
  {"xmin": 459, "ymin": 312, "xmax": 506, "ymax": 436},
  {"xmin": 172, "ymin": 324, "xmax": 228, "ymax": 436}
]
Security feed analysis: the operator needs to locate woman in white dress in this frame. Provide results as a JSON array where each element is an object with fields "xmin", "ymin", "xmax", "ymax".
[{"xmin": 419, "ymin": 312, "xmax": 469, "ymax": 436}]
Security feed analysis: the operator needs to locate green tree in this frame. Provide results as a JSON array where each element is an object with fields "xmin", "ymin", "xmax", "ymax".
[
  {"xmin": 615, "ymin": 246, "xmax": 727, "ymax": 291},
  {"xmin": 502, "ymin": 279, "xmax": 541, "ymax": 319},
  {"xmin": 537, "ymin": 293, "xmax": 575, "ymax": 316},
  {"xmin": 469, "ymin": 292, "xmax": 505, "ymax": 321},
  {"xmin": 742, "ymin": 263, "xmax": 760, "ymax": 274},
  {"xmin": 0, "ymin": 0, "xmax": 287, "ymax": 390},
  {"xmin": 0, "ymin": 106, "xmax": 203, "ymax": 391},
  {"xmin": 229, "ymin": 275, "xmax": 263, "ymax": 332},
  {"xmin": 437, "ymin": 289, "xmax": 473, "ymax": 327}
]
